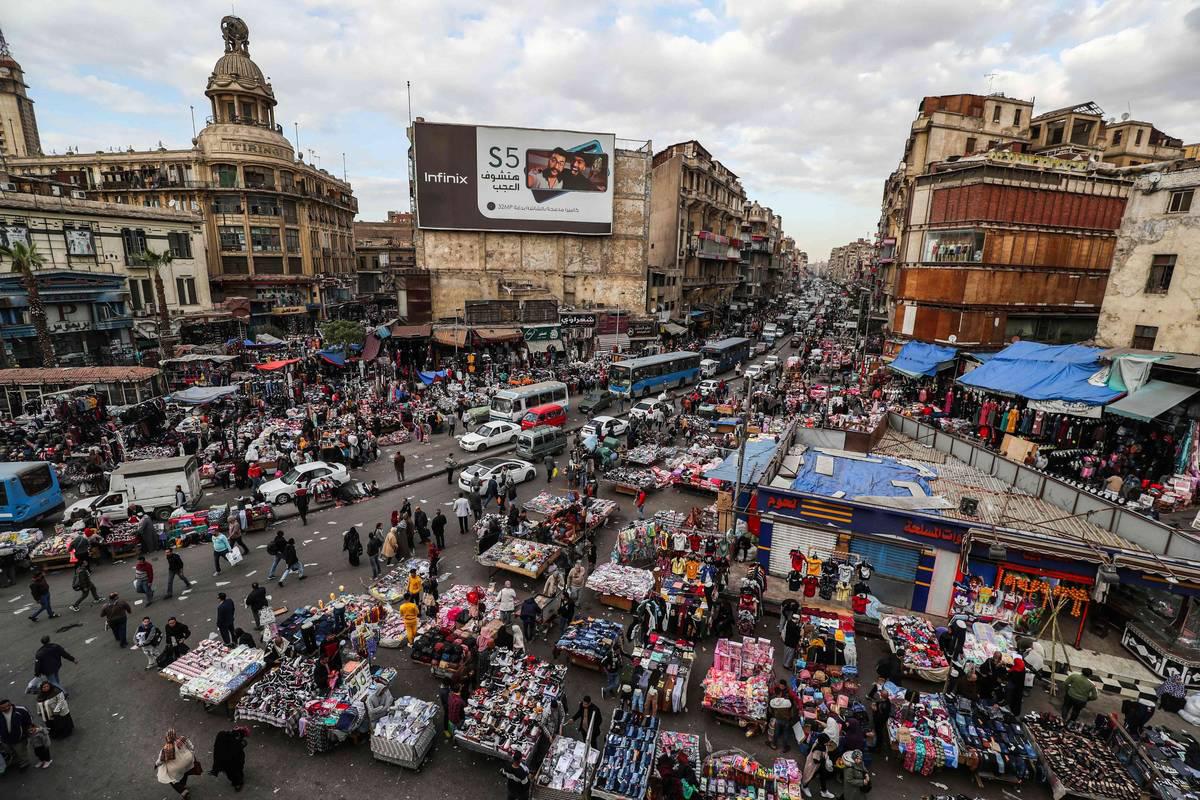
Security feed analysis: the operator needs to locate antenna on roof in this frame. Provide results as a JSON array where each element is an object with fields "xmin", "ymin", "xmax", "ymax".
[{"xmin": 984, "ymin": 72, "xmax": 999, "ymax": 93}]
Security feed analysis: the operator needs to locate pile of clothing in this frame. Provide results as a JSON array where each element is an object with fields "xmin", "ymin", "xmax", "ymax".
[
  {"xmin": 594, "ymin": 709, "xmax": 660, "ymax": 800},
  {"xmin": 555, "ymin": 617, "xmax": 625, "ymax": 661},
  {"xmin": 948, "ymin": 695, "xmax": 1038, "ymax": 781},
  {"xmin": 586, "ymin": 562, "xmax": 656, "ymax": 602},
  {"xmin": 889, "ymin": 692, "xmax": 959, "ymax": 775},
  {"xmin": 409, "ymin": 627, "xmax": 475, "ymax": 672},
  {"xmin": 882, "ymin": 615, "xmax": 949, "ymax": 671}
]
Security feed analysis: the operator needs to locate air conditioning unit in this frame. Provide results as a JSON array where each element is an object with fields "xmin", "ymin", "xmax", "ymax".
[
  {"xmin": 0, "ymin": 182, "xmax": 15, "ymax": 192},
  {"xmin": 71, "ymin": 190, "xmax": 87, "ymax": 200}
]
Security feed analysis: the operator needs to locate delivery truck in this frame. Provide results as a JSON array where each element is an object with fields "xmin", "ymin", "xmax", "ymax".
[{"xmin": 63, "ymin": 455, "xmax": 203, "ymax": 523}]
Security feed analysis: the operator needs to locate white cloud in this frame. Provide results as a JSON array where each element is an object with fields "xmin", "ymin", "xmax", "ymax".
[{"xmin": 4, "ymin": 0, "xmax": 1198, "ymax": 259}]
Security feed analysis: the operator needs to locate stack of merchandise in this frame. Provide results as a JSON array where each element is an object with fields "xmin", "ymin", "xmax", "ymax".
[
  {"xmin": 456, "ymin": 648, "xmax": 567, "ymax": 764},
  {"xmin": 536, "ymin": 736, "xmax": 594, "ymax": 797},
  {"xmin": 368, "ymin": 559, "xmax": 430, "ymax": 604},
  {"xmin": 702, "ymin": 639, "xmax": 773, "ymax": 722},
  {"xmin": 556, "ymin": 618, "xmax": 625, "ymax": 663},
  {"xmin": 273, "ymin": 595, "xmax": 387, "ymax": 653},
  {"xmin": 179, "ymin": 644, "xmax": 266, "ymax": 705},
  {"xmin": 0, "ymin": 528, "xmax": 44, "ymax": 560},
  {"xmin": 625, "ymin": 444, "xmax": 660, "ymax": 466},
  {"xmin": 526, "ymin": 491, "xmax": 574, "ymax": 516},
  {"xmin": 436, "ymin": 583, "xmax": 501, "ymax": 629},
  {"xmin": 1025, "ymin": 715, "xmax": 1141, "ymax": 800},
  {"xmin": 962, "ymin": 621, "xmax": 1017, "ymax": 667},
  {"xmin": 656, "ymin": 731, "xmax": 700, "ymax": 767},
  {"xmin": 888, "ymin": 692, "xmax": 959, "ymax": 775},
  {"xmin": 1140, "ymin": 726, "xmax": 1200, "ymax": 800},
  {"xmin": 700, "ymin": 751, "xmax": 774, "ymax": 800},
  {"xmin": 658, "ymin": 577, "xmax": 711, "ymax": 639},
  {"xmin": 668, "ymin": 460, "xmax": 723, "ymax": 492},
  {"xmin": 773, "ymin": 759, "xmax": 803, "ymax": 800},
  {"xmin": 161, "ymin": 638, "xmax": 230, "ymax": 684},
  {"xmin": 238, "ymin": 501, "xmax": 274, "ymax": 530},
  {"xmin": 166, "ymin": 507, "xmax": 225, "ymax": 549},
  {"xmin": 371, "ymin": 696, "xmax": 441, "ymax": 766},
  {"xmin": 947, "ymin": 696, "xmax": 1038, "ymax": 782},
  {"xmin": 100, "ymin": 520, "xmax": 141, "ymax": 552},
  {"xmin": 631, "ymin": 636, "xmax": 695, "ymax": 715},
  {"xmin": 126, "ymin": 445, "xmax": 176, "ymax": 460},
  {"xmin": 881, "ymin": 614, "xmax": 949, "ymax": 677},
  {"xmin": 409, "ymin": 626, "xmax": 476, "ymax": 676},
  {"xmin": 607, "ymin": 467, "xmax": 663, "ymax": 490},
  {"xmin": 584, "ymin": 498, "xmax": 618, "ymax": 529},
  {"xmin": 586, "ymin": 562, "xmax": 655, "ymax": 602},
  {"xmin": 479, "ymin": 537, "xmax": 560, "ymax": 576},
  {"xmin": 594, "ymin": 709, "xmax": 660, "ymax": 800},
  {"xmin": 377, "ymin": 429, "xmax": 412, "ymax": 447},
  {"xmin": 234, "ymin": 657, "xmax": 316, "ymax": 738}
]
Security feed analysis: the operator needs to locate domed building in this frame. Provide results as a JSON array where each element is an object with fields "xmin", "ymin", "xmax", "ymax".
[{"xmin": 6, "ymin": 15, "xmax": 357, "ymax": 338}]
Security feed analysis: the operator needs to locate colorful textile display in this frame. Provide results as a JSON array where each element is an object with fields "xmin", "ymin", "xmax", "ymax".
[
  {"xmin": 178, "ymin": 644, "xmax": 266, "ymax": 705},
  {"xmin": 631, "ymin": 636, "xmax": 694, "ymax": 715},
  {"xmin": 947, "ymin": 695, "xmax": 1037, "ymax": 781},
  {"xmin": 887, "ymin": 692, "xmax": 959, "ymax": 774},
  {"xmin": 594, "ymin": 708, "xmax": 660, "ymax": 800},
  {"xmin": 234, "ymin": 655, "xmax": 317, "ymax": 736},
  {"xmin": 556, "ymin": 617, "xmax": 626, "ymax": 662},
  {"xmin": 479, "ymin": 537, "xmax": 560, "ymax": 576},
  {"xmin": 586, "ymin": 562, "xmax": 655, "ymax": 602},
  {"xmin": 702, "ymin": 638, "xmax": 774, "ymax": 722},
  {"xmin": 368, "ymin": 559, "xmax": 430, "ymax": 604},
  {"xmin": 881, "ymin": 614, "xmax": 949, "ymax": 677}
]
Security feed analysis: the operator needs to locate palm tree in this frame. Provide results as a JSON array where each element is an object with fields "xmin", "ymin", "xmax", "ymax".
[
  {"xmin": 0, "ymin": 240, "xmax": 56, "ymax": 367},
  {"xmin": 136, "ymin": 248, "xmax": 175, "ymax": 360}
]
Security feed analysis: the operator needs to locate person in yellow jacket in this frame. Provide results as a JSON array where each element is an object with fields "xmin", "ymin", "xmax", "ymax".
[
  {"xmin": 406, "ymin": 569, "xmax": 423, "ymax": 597},
  {"xmin": 398, "ymin": 597, "xmax": 420, "ymax": 645}
]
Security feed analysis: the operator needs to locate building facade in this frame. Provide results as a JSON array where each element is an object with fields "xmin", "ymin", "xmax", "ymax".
[
  {"xmin": 736, "ymin": 201, "xmax": 783, "ymax": 303},
  {"xmin": 0, "ymin": 31, "xmax": 41, "ymax": 158},
  {"xmin": 648, "ymin": 141, "xmax": 746, "ymax": 316},
  {"xmin": 1096, "ymin": 162, "xmax": 1200, "ymax": 352},
  {"xmin": 5, "ymin": 16, "xmax": 356, "ymax": 334},
  {"xmin": 417, "ymin": 142, "xmax": 652, "ymax": 321},
  {"xmin": 827, "ymin": 238, "xmax": 874, "ymax": 284},
  {"xmin": 0, "ymin": 270, "xmax": 133, "ymax": 367},
  {"xmin": 894, "ymin": 153, "xmax": 1131, "ymax": 347}
]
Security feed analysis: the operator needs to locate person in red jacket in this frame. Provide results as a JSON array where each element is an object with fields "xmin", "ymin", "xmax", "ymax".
[
  {"xmin": 134, "ymin": 556, "xmax": 155, "ymax": 607},
  {"xmin": 635, "ymin": 488, "xmax": 647, "ymax": 520}
]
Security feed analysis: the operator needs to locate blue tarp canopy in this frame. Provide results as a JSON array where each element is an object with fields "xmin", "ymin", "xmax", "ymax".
[
  {"xmin": 889, "ymin": 342, "xmax": 958, "ymax": 378},
  {"xmin": 956, "ymin": 341, "xmax": 1123, "ymax": 405},
  {"xmin": 318, "ymin": 350, "xmax": 347, "ymax": 367},
  {"xmin": 791, "ymin": 452, "xmax": 936, "ymax": 498},
  {"xmin": 418, "ymin": 370, "xmax": 448, "ymax": 386},
  {"xmin": 965, "ymin": 352, "xmax": 996, "ymax": 363},
  {"xmin": 168, "ymin": 385, "xmax": 241, "ymax": 405},
  {"xmin": 689, "ymin": 310, "xmax": 707, "ymax": 317},
  {"xmin": 704, "ymin": 439, "xmax": 778, "ymax": 484}
]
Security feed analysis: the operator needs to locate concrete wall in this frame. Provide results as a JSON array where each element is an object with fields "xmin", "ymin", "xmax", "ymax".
[
  {"xmin": 1096, "ymin": 166, "xmax": 1200, "ymax": 352},
  {"xmin": 419, "ymin": 147, "xmax": 651, "ymax": 319}
]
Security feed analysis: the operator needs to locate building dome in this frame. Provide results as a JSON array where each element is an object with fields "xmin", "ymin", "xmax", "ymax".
[
  {"xmin": 206, "ymin": 16, "xmax": 274, "ymax": 101},
  {"xmin": 212, "ymin": 51, "xmax": 266, "ymax": 86}
]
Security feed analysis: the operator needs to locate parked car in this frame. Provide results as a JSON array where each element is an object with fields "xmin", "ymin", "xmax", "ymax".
[
  {"xmin": 457, "ymin": 420, "xmax": 520, "ymax": 452},
  {"xmin": 763, "ymin": 354, "xmax": 780, "ymax": 372},
  {"xmin": 457, "ymin": 457, "xmax": 537, "ymax": 494},
  {"xmin": 582, "ymin": 415, "xmax": 628, "ymax": 440},
  {"xmin": 578, "ymin": 391, "xmax": 612, "ymax": 415},
  {"xmin": 744, "ymin": 364, "xmax": 765, "ymax": 381},
  {"xmin": 629, "ymin": 398, "xmax": 671, "ymax": 422},
  {"xmin": 697, "ymin": 379, "xmax": 720, "ymax": 398},
  {"xmin": 260, "ymin": 461, "xmax": 351, "ymax": 505}
]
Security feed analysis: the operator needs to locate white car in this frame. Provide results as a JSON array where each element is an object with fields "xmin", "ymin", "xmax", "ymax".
[
  {"xmin": 697, "ymin": 379, "xmax": 720, "ymax": 398},
  {"xmin": 458, "ymin": 457, "xmax": 537, "ymax": 494},
  {"xmin": 582, "ymin": 415, "xmax": 628, "ymax": 440},
  {"xmin": 457, "ymin": 420, "xmax": 520, "ymax": 452},
  {"xmin": 744, "ymin": 364, "xmax": 765, "ymax": 380},
  {"xmin": 629, "ymin": 398, "xmax": 670, "ymax": 422},
  {"xmin": 764, "ymin": 354, "xmax": 781, "ymax": 372},
  {"xmin": 260, "ymin": 461, "xmax": 350, "ymax": 505}
]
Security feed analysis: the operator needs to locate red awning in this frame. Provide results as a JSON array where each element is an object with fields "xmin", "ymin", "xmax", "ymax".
[
  {"xmin": 473, "ymin": 327, "xmax": 523, "ymax": 343},
  {"xmin": 254, "ymin": 358, "xmax": 301, "ymax": 371}
]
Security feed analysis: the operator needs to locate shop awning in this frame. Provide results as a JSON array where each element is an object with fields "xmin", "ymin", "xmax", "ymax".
[
  {"xmin": 704, "ymin": 439, "xmax": 779, "ymax": 484},
  {"xmin": 688, "ymin": 310, "xmax": 708, "ymax": 318},
  {"xmin": 418, "ymin": 370, "xmax": 448, "ymax": 386},
  {"xmin": 1106, "ymin": 380, "xmax": 1200, "ymax": 422},
  {"xmin": 473, "ymin": 327, "xmax": 523, "ymax": 343},
  {"xmin": 360, "ymin": 334, "xmax": 382, "ymax": 362},
  {"xmin": 888, "ymin": 342, "xmax": 958, "ymax": 379},
  {"xmin": 168, "ymin": 385, "xmax": 241, "ymax": 405},
  {"xmin": 390, "ymin": 323, "xmax": 432, "ymax": 339},
  {"xmin": 255, "ymin": 333, "xmax": 284, "ymax": 345},
  {"xmin": 254, "ymin": 358, "xmax": 301, "ymax": 371},
  {"xmin": 318, "ymin": 350, "xmax": 348, "ymax": 367},
  {"xmin": 957, "ymin": 341, "xmax": 1123, "ymax": 405},
  {"xmin": 161, "ymin": 354, "xmax": 239, "ymax": 365},
  {"xmin": 432, "ymin": 329, "xmax": 468, "ymax": 348},
  {"xmin": 663, "ymin": 322, "xmax": 688, "ymax": 336}
]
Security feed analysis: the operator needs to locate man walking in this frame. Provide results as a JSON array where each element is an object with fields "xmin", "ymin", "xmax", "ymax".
[
  {"xmin": 34, "ymin": 636, "xmax": 77, "ymax": 695},
  {"xmin": 100, "ymin": 592, "xmax": 132, "ymax": 648},
  {"xmin": 431, "ymin": 509, "xmax": 447, "ymax": 550},
  {"xmin": 164, "ymin": 547, "xmax": 192, "ymax": 599},
  {"xmin": 27, "ymin": 569, "xmax": 56, "ymax": 622},
  {"xmin": 454, "ymin": 493, "xmax": 472, "ymax": 536},
  {"xmin": 278, "ymin": 538, "xmax": 305, "ymax": 586},
  {"xmin": 216, "ymin": 592, "xmax": 236, "ymax": 646},
  {"xmin": 447, "ymin": 415, "xmax": 457, "ymax": 438},
  {"xmin": 501, "ymin": 752, "xmax": 531, "ymax": 800},
  {"xmin": 294, "ymin": 484, "xmax": 310, "ymax": 525},
  {"xmin": 266, "ymin": 530, "xmax": 288, "ymax": 580},
  {"xmin": 468, "ymin": 485, "xmax": 484, "ymax": 523},
  {"xmin": 133, "ymin": 555, "xmax": 155, "ymax": 607},
  {"xmin": 414, "ymin": 505, "xmax": 430, "ymax": 544},
  {"xmin": 1061, "ymin": 667, "xmax": 1099, "ymax": 722},
  {"xmin": 393, "ymin": 451, "xmax": 406, "ymax": 482},
  {"xmin": 544, "ymin": 454, "xmax": 556, "ymax": 483},
  {"xmin": 0, "ymin": 698, "xmax": 37, "ymax": 772},
  {"xmin": 69, "ymin": 560, "xmax": 100, "ymax": 611},
  {"xmin": 245, "ymin": 582, "xmax": 269, "ymax": 630},
  {"xmin": 498, "ymin": 580, "xmax": 517, "ymax": 625}
]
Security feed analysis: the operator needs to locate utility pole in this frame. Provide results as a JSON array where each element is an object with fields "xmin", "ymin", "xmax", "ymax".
[{"xmin": 732, "ymin": 371, "xmax": 754, "ymax": 527}]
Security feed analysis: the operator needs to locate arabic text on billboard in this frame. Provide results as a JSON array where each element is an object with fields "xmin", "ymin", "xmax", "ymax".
[{"xmin": 414, "ymin": 122, "xmax": 615, "ymax": 235}]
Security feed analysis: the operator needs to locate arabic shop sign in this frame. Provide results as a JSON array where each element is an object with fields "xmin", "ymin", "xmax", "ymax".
[
  {"xmin": 559, "ymin": 312, "xmax": 597, "ymax": 328},
  {"xmin": 523, "ymin": 325, "xmax": 561, "ymax": 341}
]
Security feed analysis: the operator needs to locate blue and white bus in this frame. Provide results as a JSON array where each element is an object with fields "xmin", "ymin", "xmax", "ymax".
[
  {"xmin": 609, "ymin": 351, "xmax": 701, "ymax": 398},
  {"xmin": 0, "ymin": 462, "xmax": 65, "ymax": 528},
  {"xmin": 700, "ymin": 337, "xmax": 752, "ymax": 374}
]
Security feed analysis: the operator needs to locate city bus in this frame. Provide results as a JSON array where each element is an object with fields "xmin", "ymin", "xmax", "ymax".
[
  {"xmin": 700, "ymin": 337, "xmax": 752, "ymax": 373},
  {"xmin": 609, "ymin": 351, "xmax": 701, "ymax": 398},
  {"xmin": 0, "ymin": 462, "xmax": 65, "ymax": 528},
  {"xmin": 489, "ymin": 381, "xmax": 570, "ymax": 422}
]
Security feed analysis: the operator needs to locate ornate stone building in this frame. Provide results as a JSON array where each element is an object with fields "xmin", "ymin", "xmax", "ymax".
[
  {"xmin": 5, "ymin": 16, "xmax": 357, "ymax": 333},
  {"xmin": 0, "ymin": 29, "xmax": 41, "ymax": 158}
]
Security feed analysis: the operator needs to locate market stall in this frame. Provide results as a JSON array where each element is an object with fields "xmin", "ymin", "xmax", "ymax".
[
  {"xmin": 699, "ymin": 749, "xmax": 774, "ymax": 800},
  {"xmin": 455, "ymin": 648, "xmax": 566, "ymax": 766},
  {"xmin": 479, "ymin": 537, "xmax": 562, "ymax": 579},
  {"xmin": 368, "ymin": 558, "xmax": 431, "ymax": 605},
  {"xmin": 887, "ymin": 691, "xmax": 960, "ymax": 775},
  {"xmin": 585, "ymin": 562, "xmax": 655, "ymax": 611},
  {"xmin": 701, "ymin": 638, "xmax": 773, "ymax": 730},
  {"xmin": 881, "ymin": 614, "xmax": 950, "ymax": 682},
  {"xmin": 592, "ymin": 709, "xmax": 660, "ymax": 800},
  {"xmin": 554, "ymin": 617, "xmax": 625, "ymax": 670},
  {"xmin": 177, "ymin": 643, "xmax": 268, "ymax": 711},
  {"xmin": 235, "ymin": 655, "xmax": 317, "ymax": 736},
  {"xmin": 534, "ymin": 735, "xmax": 597, "ymax": 800},
  {"xmin": 1025, "ymin": 714, "xmax": 1145, "ymax": 800},
  {"xmin": 658, "ymin": 577, "xmax": 711, "ymax": 640},
  {"xmin": 370, "ymin": 695, "xmax": 441, "ymax": 770},
  {"xmin": 945, "ymin": 694, "xmax": 1038, "ymax": 787},
  {"xmin": 630, "ymin": 635, "xmax": 695, "ymax": 716}
]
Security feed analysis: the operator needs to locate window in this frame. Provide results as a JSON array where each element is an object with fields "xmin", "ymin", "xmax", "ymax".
[
  {"xmin": 213, "ymin": 164, "xmax": 238, "ymax": 188},
  {"xmin": 1135, "ymin": 128, "xmax": 1144, "ymax": 146},
  {"xmin": 244, "ymin": 167, "xmax": 272, "ymax": 189},
  {"xmin": 965, "ymin": 137, "xmax": 977, "ymax": 154},
  {"xmin": 218, "ymin": 225, "xmax": 245, "ymax": 250},
  {"xmin": 121, "ymin": 228, "xmax": 147, "ymax": 263},
  {"xmin": 213, "ymin": 194, "xmax": 241, "ymax": 213},
  {"xmin": 175, "ymin": 276, "xmax": 197, "ymax": 306},
  {"xmin": 1030, "ymin": 124, "xmax": 1041, "ymax": 140},
  {"xmin": 285, "ymin": 229, "xmax": 300, "ymax": 251},
  {"xmin": 1168, "ymin": 189, "xmax": 1194, "ymax": 214},
  {"xmin": 1132, "ymin": 325, "xmax": 1159, "ymax": 350},
  {"xmin": 167, "ymin": 231, "xmax": 192, "ymax": 259},
  {"xmin": 17, "ymin": 464, "xmax": 53, "ymax": 497},
  {"xmin": 992, "ymin": 105, "xmax": 1002, "ymax": 123},
  {"xmin": 1145, "ymin": 254, "xmax": 1177, "ymax": 294},
  {"xmin": 64, "ymin": 224, "xmax": 95, "ymax": 256},
  {"xmin": 1013, "ymin": 108, "xmax": 1022, "ymax": 126},
  {"xmin": 129, "ymin": 278, "xmax": 154, "ymax": 311},
  {"xmin": 250, "ymin": 226, "xmax": 281, "ymax": 252},
  {"xmin": 1112, "ymin": 130, "xmax": 1123, "ymax": 146}
]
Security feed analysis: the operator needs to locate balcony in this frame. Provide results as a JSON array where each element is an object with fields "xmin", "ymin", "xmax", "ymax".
[
  {"xmin": 205, "ymin": 115, "xmax": 285, "ymax": 135},
  {"xmin": 100, "ymin": 177, "xmax": 212, "ymax": 190}
]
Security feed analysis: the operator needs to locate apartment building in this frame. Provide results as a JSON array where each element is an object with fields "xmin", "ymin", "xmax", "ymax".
[
  {"xmin": 828, "ymin": 238, "xmax": 874, "ymax": 284},
  {"xmin": 737, "ymin": 201, "xmax": 783, "ymax": 303}
]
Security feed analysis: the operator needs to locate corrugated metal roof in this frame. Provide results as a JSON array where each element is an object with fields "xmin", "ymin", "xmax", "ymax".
[{"xmin": 0, "ymin": 367, "xmax": 161, "ymax": 385}]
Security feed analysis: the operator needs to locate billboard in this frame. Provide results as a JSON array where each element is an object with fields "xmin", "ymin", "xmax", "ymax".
[{"xmin": 413, "ymin": 121, "xmax": 616, "ymax": 235}]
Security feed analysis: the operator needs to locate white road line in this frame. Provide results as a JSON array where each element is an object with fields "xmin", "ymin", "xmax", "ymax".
[
  {"xmin": 304, "ymin": 562, "xmax": 318, "ymax": 567},
  {"xmin": 245, "ymin": 570, "xmax": 258, "ymax": 577},
  {"xmin": 8, "ymin": 595, "xmax": 22, "ymax": 603},
  {"xmin": 256, "ymin": 544, "xmax": 268, "ymax": 550},
  {"xmin": 13, "ymin": 605, "xmax": 32, "ymax": 615},
  {"xmin": 328, "ymin": 521, "xmax": 338, "ymax": 525},
  {"xmin": 134, "ymin": 599, "xmax": 143, "ymax": 605},
  {"xmin": 84, "ymin": 636, "xmax": 97, "ymax": 645},
  {"xmin": 319, "ymin": 536, "xmax": 328, "ymax": 541},
  {"xmin": 216, "ymin": 581, "xmax": 231, "ymax": 587},
  {"xmin": 302, "ymin": 539, "xmax": 313, "ymax": 546}
]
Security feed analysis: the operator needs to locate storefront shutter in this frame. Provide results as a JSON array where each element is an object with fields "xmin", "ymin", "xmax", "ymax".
[
  {"xmin": 849, "ymin": 537, "xmax": 920, "ymax": 581},
  {"xmin": 767, "ymin": 520, "xmax": 839, "ymax": 577}
]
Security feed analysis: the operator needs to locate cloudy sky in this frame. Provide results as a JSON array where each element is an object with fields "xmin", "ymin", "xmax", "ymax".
[{"xmin": 6, "ymin": 1, "xmax": 1199, "ymax": 259}]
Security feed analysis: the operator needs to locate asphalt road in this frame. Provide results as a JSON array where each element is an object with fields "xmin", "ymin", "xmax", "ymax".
[{"xmin": 1, "ymin": 340, "xmax": 1074, "ymax": 799}]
